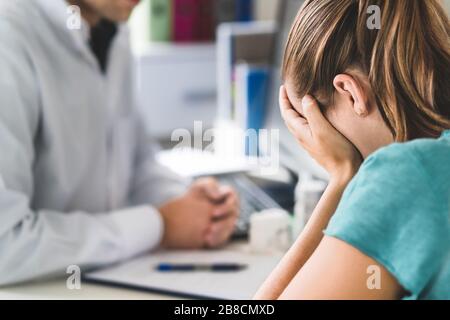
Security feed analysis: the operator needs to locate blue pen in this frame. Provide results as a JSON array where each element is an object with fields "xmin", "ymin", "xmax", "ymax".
[{"xmin": 156, "ymin": 263, "xmax": 247, "ymax": 272}]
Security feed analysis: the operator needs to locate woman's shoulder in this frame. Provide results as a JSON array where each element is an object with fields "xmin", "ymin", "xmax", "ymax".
[
  {"xmin": 368, "ymin": 131, "xmax": 449, "ymax": 163},
  {"xmin": 332, "ymin": 131, "xmax": 450, "ymax": 229},
  {"xmin": 361, "ymin": 131, "xmax": 450, "ymax": 195},
  {"xmin": 326, "ymin": 132, "xmax": 450, "ymax": 299}
]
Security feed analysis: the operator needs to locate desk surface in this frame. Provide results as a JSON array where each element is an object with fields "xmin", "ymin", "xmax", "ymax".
[
  {"xmin": 0, "ymin": 241, "xmax": 254, "ymax": 300},
  {"xmin": 0, "ymin": 278, "xmax": 175, "ymax": 300}
]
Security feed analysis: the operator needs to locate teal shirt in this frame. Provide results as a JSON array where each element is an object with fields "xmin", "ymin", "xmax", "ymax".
[{"xmin": 325, "ymin": 131, "xmax": 450, "ymax": 300}]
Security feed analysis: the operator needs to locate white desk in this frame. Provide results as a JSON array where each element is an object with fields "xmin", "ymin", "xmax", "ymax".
[
  {"xmin": 0, "ymin": 241, "xmax": 256, "ymax": 300},
  {"xmin": 0, "ymin": 278, "xmax": 174, "ymax": 300}
]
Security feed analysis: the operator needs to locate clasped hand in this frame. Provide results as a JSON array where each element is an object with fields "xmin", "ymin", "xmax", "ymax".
[{"xmin": 159, "ymin": 177, "xmax": 239, "ymax": 249}]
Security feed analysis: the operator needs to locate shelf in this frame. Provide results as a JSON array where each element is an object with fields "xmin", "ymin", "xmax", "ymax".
[{"xmin": 132, "ymin": 42, "xmax": 217, "ymax": 59}]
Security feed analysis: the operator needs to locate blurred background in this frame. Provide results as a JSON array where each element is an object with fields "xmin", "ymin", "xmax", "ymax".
[
  {"xmin": 126, "ymin": 0, "xmax": 306, "ymax": 237},
  {"xmin": 128, "ymin": 0, "xmax": 280, "ymax": 141},
  {"xmin": 127, "ymin": 0, "xmax": 450, "ymax": 143}
]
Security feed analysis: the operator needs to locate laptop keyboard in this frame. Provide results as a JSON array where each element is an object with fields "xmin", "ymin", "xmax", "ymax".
[{"xmin": 216, "ymin": 174, "xmax": 281, "ymax": 238}]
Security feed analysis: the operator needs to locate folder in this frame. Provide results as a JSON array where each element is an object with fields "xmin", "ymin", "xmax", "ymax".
[
  {"xmin": 216, "ymin": 0, "xmax": 237, "ymax": 24},
  {"xmin": 197, "ymin": 0, "xmax": 216, "ymax": 41},
  {"xmin": 173, "ymin": 0, "xmax": 198, "ymax": 42},
  {"xmin": 234, "ymin": 63, "xmax": 270, "ymax": 156},
  {"xmin": 149, "ymin": 0, "xmax": 171, "ymax": 42},
  {"xmin": 235, "ymin": 0, "xmax": 253, "ymax": 22}
]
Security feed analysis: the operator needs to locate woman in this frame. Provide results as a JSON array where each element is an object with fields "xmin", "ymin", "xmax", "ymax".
[{"xmin": 255, "ymin": 0, "xmax": 450, "ymax": 300}]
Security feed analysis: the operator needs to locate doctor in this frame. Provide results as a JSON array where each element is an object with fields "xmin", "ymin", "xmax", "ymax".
[{"xmin": 0, "ymin": 0, "xmax": 239, "ymax": 285}]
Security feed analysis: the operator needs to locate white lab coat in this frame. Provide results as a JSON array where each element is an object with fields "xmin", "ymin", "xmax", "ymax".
[{"xmin": 0, "ymin": 0, "xmax": 188, "ymax": 285}]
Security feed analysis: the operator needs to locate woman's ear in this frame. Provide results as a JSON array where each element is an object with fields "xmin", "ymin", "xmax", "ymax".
[{"xmin": 333, "ymin": 74, "xmax": 369, "ymax": 117}]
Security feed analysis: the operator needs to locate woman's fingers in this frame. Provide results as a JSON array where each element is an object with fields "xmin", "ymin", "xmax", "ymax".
[
  {"xmin": 279, "ymin": 86, "xmax": 311, "ymax": 142},
  {"xmin": 279, "ymin": 86, "xmax": 336, "ymax": 150},
  {"xmin": 301, "ymin": 95, "xmax": 334, "ymax": 139},
  {"xmin": 278, "ymin": 87, "xmax": 362, "ymax": 179}
]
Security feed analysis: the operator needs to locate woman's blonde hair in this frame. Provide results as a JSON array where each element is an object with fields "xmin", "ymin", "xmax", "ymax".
[{"xmin": 283, "ymin": 0, "xmax": 450, "ymax": 141}]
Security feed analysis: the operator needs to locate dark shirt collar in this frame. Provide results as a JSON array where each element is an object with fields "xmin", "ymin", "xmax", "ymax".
[{"xmin": 89, "ymin": 19, "xmax": 118, "ymax": 73}]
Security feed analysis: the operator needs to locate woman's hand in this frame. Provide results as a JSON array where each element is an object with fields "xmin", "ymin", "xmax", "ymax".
[
  {"xmin": 254, "ymin": 87, "xmax": 363, "ymax": 300},
  {"xmin": 279, "ymin": 86, "xmax": 362, "ymax": 183}
]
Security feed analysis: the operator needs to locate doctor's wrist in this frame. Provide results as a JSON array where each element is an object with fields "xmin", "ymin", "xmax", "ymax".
[{"xmin": 158, "ymin": 203, "xmax": 174, "ymax": 248}]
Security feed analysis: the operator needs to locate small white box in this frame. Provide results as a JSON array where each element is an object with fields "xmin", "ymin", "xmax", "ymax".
[{"xmin": 250, "ymin": 209, "xmax": 292, "ymax": 254}]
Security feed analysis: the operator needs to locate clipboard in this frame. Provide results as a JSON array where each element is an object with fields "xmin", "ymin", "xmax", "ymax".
[{"xmin": 83, "ymin": 249, "xmax": 282, "ymax": 300}]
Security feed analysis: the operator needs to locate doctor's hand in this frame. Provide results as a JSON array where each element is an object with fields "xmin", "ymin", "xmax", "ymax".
[
  {"xmin": 158, "ymin": 178, "xmax": 239, "ymax": 249},
  {"xmin": 190, "ymin": 177, "xmax": 239, "ymax": 248},
  {"xmin": 279, "ymin": 86, "xmax": 362, "ymax": 183}
]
